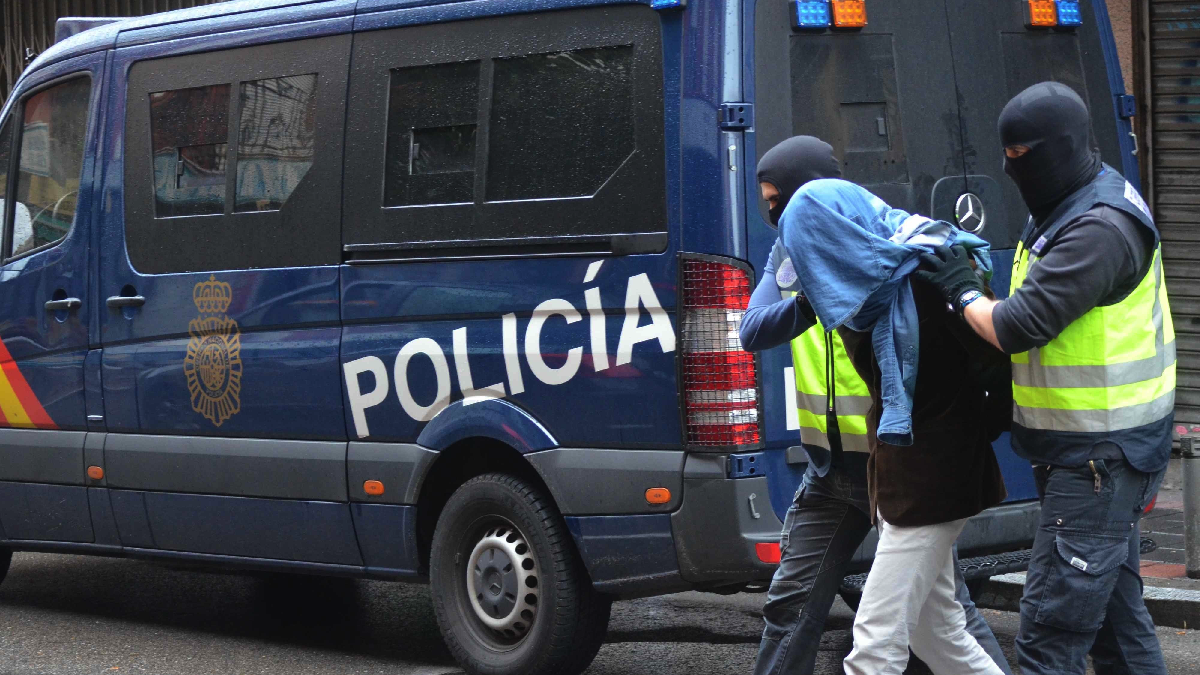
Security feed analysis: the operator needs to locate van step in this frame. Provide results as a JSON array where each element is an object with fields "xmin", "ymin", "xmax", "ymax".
[
  {"xmin": 839, "ymin": 549, "xmax": 1033, "ymax": 595},
  {"xmin": 838, "ymin": 537, "xmax": 1158, "ymax": 595}
]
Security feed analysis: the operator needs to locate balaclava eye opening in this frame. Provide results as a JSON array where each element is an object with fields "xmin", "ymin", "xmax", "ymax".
[
  {"xmin": 756, "ymin": 135, "xmax": 842, "ymax": 227},
  {"xmin": 998, "ymin": 81, "xmax": 1102, "ymax": 221}
]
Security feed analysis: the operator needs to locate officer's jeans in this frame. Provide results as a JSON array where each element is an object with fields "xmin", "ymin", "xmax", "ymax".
[
  {"xmin": 754, "ymin": 464, "xmax": 1012, "ymax": 675},
  {"xmin": 1016, "ymin": 459, "xmax": 1168, "ymax": 675}
]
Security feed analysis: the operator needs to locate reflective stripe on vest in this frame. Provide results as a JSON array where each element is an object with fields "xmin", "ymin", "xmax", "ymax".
[
  {"xmin": 1009, "ymin": 243, "xmax": 1176, "ymax": 433},
  {"xmin": 788, "ymin": 293, "xmax": 872, "ymax": 454}
]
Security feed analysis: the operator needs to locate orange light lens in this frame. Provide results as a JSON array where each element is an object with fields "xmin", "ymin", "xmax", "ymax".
[
  {"xmin": 87, "ymin": 465, "xmax": 104, "ymax": 480},
  {"xmin": 645, "ymin": 487, "xmax": 671, "ymax": 505},
  {"xmin": 363, "ymin": 480, "xmax": 385, "ymax": 496},
  {"xmin": 755, "ymin": 542, "xmax": 782, "ymax": 564},
  {"xmin": 1027, "ymin": 0, "xmax": 1057, "ymax": 26},
  {"xmin": 830, "ymin": 0, "xmax": 867, "ymax": 28}
]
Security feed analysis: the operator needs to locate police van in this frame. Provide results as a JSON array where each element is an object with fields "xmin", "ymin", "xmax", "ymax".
[{"xmin": 0, "ymin": 1, "xmax": 1140, "ymax": 673}]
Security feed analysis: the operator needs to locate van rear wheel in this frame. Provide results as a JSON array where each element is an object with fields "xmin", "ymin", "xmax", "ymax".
[{"xmin": 430, "ymin": 473, "xmax": 611, "ymax": 675}]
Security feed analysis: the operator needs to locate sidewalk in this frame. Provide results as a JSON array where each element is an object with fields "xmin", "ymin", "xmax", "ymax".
[{"xmin": 978, "ymin": 456, "xmax": 1200, "ymax": 629}]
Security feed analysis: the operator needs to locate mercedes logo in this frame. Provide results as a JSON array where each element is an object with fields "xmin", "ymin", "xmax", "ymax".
[{"xmin": 955, "ymin": 193, "xmax": 986, "ymax": 234}]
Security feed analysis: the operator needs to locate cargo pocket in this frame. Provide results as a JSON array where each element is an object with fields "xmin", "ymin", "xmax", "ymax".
[{"xmin": 1034, "ymin": 531, "xmax": 1129, "ymax": 632}]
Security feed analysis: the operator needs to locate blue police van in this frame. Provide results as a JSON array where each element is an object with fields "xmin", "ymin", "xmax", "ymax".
[{"xmin": 0, "ymin": 0, "xmax": 1140, "ymax": 673}]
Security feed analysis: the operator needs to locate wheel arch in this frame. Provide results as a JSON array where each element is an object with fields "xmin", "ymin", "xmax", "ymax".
[{"xmin": 414, "ymin": 436, "xmax": 558, "ymax": 572}]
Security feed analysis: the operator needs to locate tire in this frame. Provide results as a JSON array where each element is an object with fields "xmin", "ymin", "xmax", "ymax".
[
  {"xmin": 430, "ymin": 473, "xmax": 611, "ymax": 675},
  {"xmin": 965, "ymin": 577, "xmax": 987, "ymax": 600},
  {"xmin": 0, "ymin": 549, "xmax": 11, "ymax": 586}
]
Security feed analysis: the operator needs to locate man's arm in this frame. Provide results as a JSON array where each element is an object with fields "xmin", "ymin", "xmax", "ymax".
[
  {"xmin": 962, "ymin": 298, "xmax": 1002, "ymax": 351},
  {"xmin": 740, "ymin": 255, "xmax": 818, "ymax": 352},
  {"xmin": 918, "ymin": 210, "xmax": 1149, "ymax": 355}
]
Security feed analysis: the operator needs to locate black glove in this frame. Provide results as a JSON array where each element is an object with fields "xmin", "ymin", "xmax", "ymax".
[{"xmin": 913, "ymin": 244, "xmax": 984, "ymax": 314}]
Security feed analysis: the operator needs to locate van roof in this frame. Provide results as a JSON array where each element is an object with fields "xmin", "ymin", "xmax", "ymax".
[{"xmin": 21, "ymin": 1, "xmax": 356, "ymax": 82}]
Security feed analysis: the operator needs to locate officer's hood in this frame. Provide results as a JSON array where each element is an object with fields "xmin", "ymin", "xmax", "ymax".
[
  {"xmin": 756, "ymin": 136, "xmax": 842, "ymax": 227},
  {"xmin": 998, "ymin": 81, "xmax": 1102, "ymax": 221}
]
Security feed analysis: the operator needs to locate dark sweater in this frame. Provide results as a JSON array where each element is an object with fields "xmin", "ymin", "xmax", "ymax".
[
  {"xmin": 838, "ymin": 282, "xmax": 1008, "ymax": 526},
  {"xmin": 993, "ymin": 205, "xmax": 1154, "ymax": 355}
]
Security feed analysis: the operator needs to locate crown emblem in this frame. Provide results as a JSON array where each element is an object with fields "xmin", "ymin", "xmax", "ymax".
[{"xmin": 194, "ymin": 275, "xmax": 232, "ymax": 314}]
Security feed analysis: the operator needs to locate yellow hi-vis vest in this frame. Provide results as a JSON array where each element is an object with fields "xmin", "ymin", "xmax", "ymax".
[
  {"xmin": 1009, "ymin": 243, "xmax": 1176, "ymax": 434},
  {"xmin": 787, "ymin": 292, "xmax": 872, "ymax": 455}
]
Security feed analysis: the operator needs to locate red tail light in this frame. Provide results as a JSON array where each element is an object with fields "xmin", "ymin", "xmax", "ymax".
[{"xmin": 680, "ymin": 256, "xmax": 761, "ymax": 446}]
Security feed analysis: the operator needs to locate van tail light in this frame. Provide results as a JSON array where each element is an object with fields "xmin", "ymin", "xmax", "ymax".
[{"xmin": 679, "ymin": 255, "xmax": 761, "ymax": 447}]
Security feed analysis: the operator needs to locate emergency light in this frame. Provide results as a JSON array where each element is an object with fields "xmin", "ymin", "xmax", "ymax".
[
  {"xmin": 1024, "ymin": 0, "xmax": 1082, "ymax": 28},
  {"xmin": 790, "ymin": 0, "xmax": 867, "ymax": 30},
  {"xmin": 650, "ymin": 0, "xmax": 685, "ymax": 9}
]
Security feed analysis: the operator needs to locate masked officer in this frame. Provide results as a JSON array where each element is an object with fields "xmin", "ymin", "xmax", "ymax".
[
  {"xmin": 916, "ymin": 82, "xmax": 1173, "ymax": 674},
  {"xmin": 742, "ymin": 136, "xmax": 1011, "ymax": 675}
]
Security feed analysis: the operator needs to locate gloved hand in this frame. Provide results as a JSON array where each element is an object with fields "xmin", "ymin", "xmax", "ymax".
[{"xmin": 914, "ymin": 244, "xmax": 984, "ymax": 314}]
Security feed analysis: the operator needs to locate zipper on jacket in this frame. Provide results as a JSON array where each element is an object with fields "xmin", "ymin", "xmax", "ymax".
[{"xmin": 1088, "ymin": 460, "xmax": 1102, "ymax": 495}]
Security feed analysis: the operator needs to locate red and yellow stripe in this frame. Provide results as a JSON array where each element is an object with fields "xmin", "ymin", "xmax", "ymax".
[{"xmin": 0, "ymin": 340, "xmax": 57, "ymax": 429}]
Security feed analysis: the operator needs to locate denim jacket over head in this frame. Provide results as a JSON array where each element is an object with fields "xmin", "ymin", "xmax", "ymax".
[{"xmin": 777, "ymin": 179, "xmax": 991, "ymax": 446}]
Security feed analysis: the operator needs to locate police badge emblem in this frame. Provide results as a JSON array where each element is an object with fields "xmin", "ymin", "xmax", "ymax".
[{"xmin": 184, "ymin": 276, "xmax": 242, "ymax": 426}]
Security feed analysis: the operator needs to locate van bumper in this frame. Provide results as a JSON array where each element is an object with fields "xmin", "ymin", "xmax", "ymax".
[{"xmin": 670, "ymin": 454, "xmax": 785, "ymax": 587}]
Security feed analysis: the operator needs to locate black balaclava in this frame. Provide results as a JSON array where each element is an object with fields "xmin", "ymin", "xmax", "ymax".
[
  {"xmin": 756, "ymin": 135, "xmax": 842, "ymax": 226},
  {"xmin": 998, "ymin": 81, "xmax": 1102, "ymax": 221}
]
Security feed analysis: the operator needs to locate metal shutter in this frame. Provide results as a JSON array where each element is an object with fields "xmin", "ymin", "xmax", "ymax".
[{"xmin": 1148, "ymin": 1, "xmax": 1200, "ymax": 429}]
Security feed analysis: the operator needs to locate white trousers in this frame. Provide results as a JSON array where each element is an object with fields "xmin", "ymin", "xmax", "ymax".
[{"xmin": 843, "ymin": 515, "xmax": 1005, "ymax": 675}]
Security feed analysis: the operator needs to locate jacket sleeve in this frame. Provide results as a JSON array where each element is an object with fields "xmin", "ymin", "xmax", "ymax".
[
  {"xmin": 992, "ymin": 210, "xmax": 1150, "ymax": 355},
  {"xmin": 740, "ymin": 254, "xmax": 818, "ymax": 352}
]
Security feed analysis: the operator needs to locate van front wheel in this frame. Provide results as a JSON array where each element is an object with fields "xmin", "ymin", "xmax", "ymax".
[{"xmin": 430, "ymin": 473, "xmax": 610, "ymax": 675}]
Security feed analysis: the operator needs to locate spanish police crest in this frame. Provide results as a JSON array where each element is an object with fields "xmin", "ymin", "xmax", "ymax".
[{"xmin": 184, "ymin": 276, "xmax": 242, "ymax": 427}]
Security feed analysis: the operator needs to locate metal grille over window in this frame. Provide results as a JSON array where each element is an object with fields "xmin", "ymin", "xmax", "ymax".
[
  {"xmin": 680, "ymin": 258, "xmax": 760, "ymax": 446},
  {"xmin": 235, "ymin": 73, "xmax": 318, "ymax": 212},
  {"xmin": 12, "ymin": 76, "xmax": 90, "ymax": 257},
  {"xmin": 150, "ymin": 83, "xmax": 230, "ymax": 218}
]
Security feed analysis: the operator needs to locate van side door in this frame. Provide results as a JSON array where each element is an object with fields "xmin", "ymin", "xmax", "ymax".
[
  {"xmin": 97, "ymin": 29, "xmax": 358, "ymax": 564},
  {"xmin": 0, "ymin": 50, "xmax": 106, "ymax": 543}
]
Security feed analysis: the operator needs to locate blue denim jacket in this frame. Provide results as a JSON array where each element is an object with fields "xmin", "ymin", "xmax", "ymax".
[{"xmin": 778, "ymin": 179, "xmax": 991, "ymax": 446}]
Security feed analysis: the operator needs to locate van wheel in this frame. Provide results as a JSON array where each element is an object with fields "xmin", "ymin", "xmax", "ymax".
[
  {"xmin": 430, "ymin": 473, "xmax": 611, "ymax": 675},
  {"xmin": 0, "ymin": 549, "xmax": 11, "ymax": 585}
]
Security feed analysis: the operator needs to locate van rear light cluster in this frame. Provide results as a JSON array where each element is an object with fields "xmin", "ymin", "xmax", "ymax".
[{"xmin": 679, "ymin": 256, "xmax": 761, "ymax": 447}]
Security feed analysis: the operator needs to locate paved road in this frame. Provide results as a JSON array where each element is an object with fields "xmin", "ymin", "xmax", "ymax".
[{"xmin": 0, "ymin": 553, "xmax": 1194, "ymax": 675}]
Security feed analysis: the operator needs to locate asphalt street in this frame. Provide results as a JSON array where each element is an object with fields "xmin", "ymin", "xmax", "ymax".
[{"xmin": 0, "ymin": 553, "xmax": 1194, "ymax": 675}]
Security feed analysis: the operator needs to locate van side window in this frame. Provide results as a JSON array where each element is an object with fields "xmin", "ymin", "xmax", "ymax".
[
  {"xmin": 344, "ymin": 5, "xmax": 665, "ymax": 256},
  {"xmin": 486, "ymin": 46, "xmax": 633, "ymax": 202},
  {"xmin": 124, "ymin": 35, "xmax": 348, "ymax": 274},
  {"xmin": 385, "ymin": 61, "xmax": 480, "ymax": 207},
  {"xmin": 9, "ymin": 76, "xmax": 91, "ymax": 259},
  {"xmin": 151, "ymin": 84, "xmax": 230, "ymax": 218},
  {"xmin": 236, "ymin": 74, "xmax": 318, "ymax": 213},
  {"xmin": 0, "ymin": 118, "xmax": 11, "ymax": 242}
]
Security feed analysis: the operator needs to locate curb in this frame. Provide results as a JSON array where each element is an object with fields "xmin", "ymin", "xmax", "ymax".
[{"xmin": 977, "ymin": 572, "xmax": 1200, "ymax": 630}]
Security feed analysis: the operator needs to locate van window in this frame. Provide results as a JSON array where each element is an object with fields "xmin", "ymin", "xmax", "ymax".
[
  {"xmin": 151, "ymin": 84, "xmax": 230, "ymax": 218},
  {"xmin": 9, "ymin": 76, "xmax": 90, "ymax": 259},
  {"xmin": 235, "ymin": 74, "xmax": 318, "ymax": 213},
  {"xmin": 0, "ymin": 118, "xmax": 11, "ymax": 237},
  {"xmin": 486, "ymin": 46, "xmax": 634, "ymax": 202},
  {"xmin": 343, "ymin": 5, "xmax": 665, "ymax": 255},
  {"xmin": 124, "ymin": 35, "xmax": 348, "ymax": 274},
  {"xmin": 384, "ymin": 61, "xmax": 480, "ymax": 207}
]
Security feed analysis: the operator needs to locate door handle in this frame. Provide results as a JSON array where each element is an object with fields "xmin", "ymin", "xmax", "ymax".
[
  {"xmin": 44, "ymin": 298, "xmax": 82, "ymax": 311},
  {"xmin": 106, "ymin": 295, "xmax": 146, "ymax": 308}
]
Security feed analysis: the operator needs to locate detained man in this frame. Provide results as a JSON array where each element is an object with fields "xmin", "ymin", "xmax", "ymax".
[{"xmin": 742, "ymin": 135, "xmax": 1012, "ymax": 675}]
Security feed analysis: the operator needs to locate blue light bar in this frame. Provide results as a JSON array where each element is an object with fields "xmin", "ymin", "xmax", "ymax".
[
  {"xmin": 650, "ymin": 0, "xmax": 685, "ymax": 9},
  {"xmin": 792, "ymin": 0, "xmax": 831, "ymax": 29},
  {"xmin": 1056, "ymin": 0, "xmax": 1082, "ymax": 26}
]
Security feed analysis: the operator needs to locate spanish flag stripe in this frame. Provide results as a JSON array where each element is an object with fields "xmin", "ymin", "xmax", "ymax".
[
  {"xmin": 0, "ymin": 366, "xmax": 35, "ymax": 428},
  {"xmin": 0, "ymin": 340, "xmax": 57, "ymax": 430}
]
